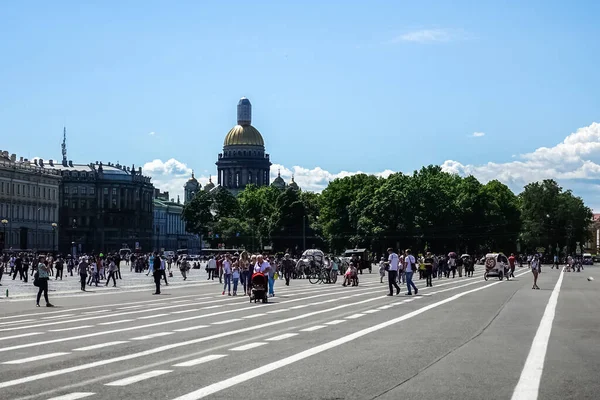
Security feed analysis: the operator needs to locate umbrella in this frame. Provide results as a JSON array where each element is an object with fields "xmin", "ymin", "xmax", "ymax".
[
  {"xmin": 460, "ymin": 254, "xmax": 470, "ymax": 258},
  {"xmin": 448, "ymin": 252, "xmax": 457, "ymax": 258}
]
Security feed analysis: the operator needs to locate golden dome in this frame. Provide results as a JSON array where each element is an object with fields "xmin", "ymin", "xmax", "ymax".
[{"xmin": 224, "ymin": 125, "xmax": 264, "ymax": 147}]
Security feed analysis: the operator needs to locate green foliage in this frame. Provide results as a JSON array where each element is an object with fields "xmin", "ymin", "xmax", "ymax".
[{"xmin": 180, "ymin": 173, "xmax": 592, "ymax": 257}]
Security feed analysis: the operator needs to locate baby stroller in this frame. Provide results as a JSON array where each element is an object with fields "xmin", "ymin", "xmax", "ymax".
[{"xmin": 250, "ymin": 272, "xmax": 268, "ymax": 303}]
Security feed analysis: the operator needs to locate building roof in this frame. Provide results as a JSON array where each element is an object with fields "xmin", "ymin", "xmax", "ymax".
[{"xmin": 224, "ymin": 125, "xmax": 264, "ymax": 147}]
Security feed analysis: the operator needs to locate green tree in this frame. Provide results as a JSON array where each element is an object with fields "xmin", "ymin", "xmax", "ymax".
[{"xmin": 181, "ymin": 190, "xmax": 214, "ymax": 239}]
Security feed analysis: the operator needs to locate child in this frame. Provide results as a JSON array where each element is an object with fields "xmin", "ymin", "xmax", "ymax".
[
  {"xmin": 232, "ymin": 266, "xmax": 240, "ymax": 296},
  {"xmin": 343, "ymin": 262, "xmax": 359, "ymax": 287},
  {"xmin": 379, "ymin": 257, "xmax": 386, "ymax": 283}
]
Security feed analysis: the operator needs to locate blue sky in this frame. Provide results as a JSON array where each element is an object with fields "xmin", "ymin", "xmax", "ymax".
[{"xmin": 2, "ymin": 1, "xmax": 600, "ymax": 209}]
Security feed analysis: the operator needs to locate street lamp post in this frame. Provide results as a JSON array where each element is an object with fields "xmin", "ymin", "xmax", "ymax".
[
  {"xmin": 1, "ymin": 219, "xmax": 8, "ymax": 250},
  {"xmin": 51, "ymin": 223, "xmax": 57, "ymax": 255},
  {"xmin": 71, "ymin": 218, "xmax": 77, "ymax": 257}
]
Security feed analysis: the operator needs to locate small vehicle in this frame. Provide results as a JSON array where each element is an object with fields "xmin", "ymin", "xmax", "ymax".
[
  {"xmin": 582, "ymin": 253, "xmax": 594, "ymax": 265},
  {"xmin": 296, "ymin": 249, "xmax": 325, "ymax": 279},
  {"xmin": 483, "ymin": 253, "xmax": 510, "ymax": 281},
  {"xmin": 343, "ymin": 248, "xmax": 372, "ymax": 273},
  {"xmin": 163, "ymin": 250, "xmax": 175, "ymax": 259},
  {"xmin": 119, "ymin": 248, "xmax": 131, "ymax": 258},
  {"xmin": 250, "ymin": 272, "xmax": 268, "ymax": 303}
]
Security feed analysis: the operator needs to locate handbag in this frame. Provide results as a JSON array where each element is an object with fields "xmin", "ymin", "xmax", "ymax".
[{"xmin": 33, "ymin": 271, "xmax": 40, "ymax": 287}]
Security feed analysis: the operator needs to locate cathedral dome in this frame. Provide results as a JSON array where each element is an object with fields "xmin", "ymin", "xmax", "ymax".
[
  {"xmin": 223, "ymin": 125, "xmax": 265, "ymax": 147},
  {"xmin": 271, "ymin": 170, "xmax": 286, "ymax": 189}
]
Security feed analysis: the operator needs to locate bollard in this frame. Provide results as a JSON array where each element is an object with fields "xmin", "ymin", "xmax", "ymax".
[{"xmin": 5, "ymin": 289, "xmax": 8, "ymax": 298}]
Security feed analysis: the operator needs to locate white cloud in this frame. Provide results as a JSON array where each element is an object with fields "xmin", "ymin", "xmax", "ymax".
[
  {"xmin": 149, "ymin": 132, "xmax": 156, "ymax": 136},
  {"xmin": 472, "ymin": 132, "xmax": 485, "ymax": 137},
  {"xmin": 270, "ymin": 164, "xmax": 394, "ymax": 192},
  {"xmin": 393, "ymin": 29, "xmax": 454, "ymax": 43},
  {"xmin": 143, "ymin": 158, "xmax": 212, "ymax": 201},
  {"xmin": 442, "ymin": 122, "xmax": 600, "ymax": 209},
  {"xmin": 142, "ymin": 122, "xmax": 600, "ymax": 210}
]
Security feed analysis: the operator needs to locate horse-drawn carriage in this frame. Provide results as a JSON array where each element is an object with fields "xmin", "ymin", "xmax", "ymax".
[{"xmin": 343, "ymin": 248, "xmax": 372, "ymax": 273}]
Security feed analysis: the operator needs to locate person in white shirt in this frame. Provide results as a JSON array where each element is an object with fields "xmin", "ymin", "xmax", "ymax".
[
  {"xmin": 387, "ymin": 248, "xmax": 401, "ymax": 296},
  {"xmin": 222, "ymin": 256, "xmax": 232, "ymax": 296},
  {"xmin": 379, "ymin": 257, "xmax": 386, "ymax": 283},
  {"xmin": 403, "ymin": 249, "xmax": 419, "ymax": 296},
  {"xmin": 531, "ymin": 255, "xmax": 540, "ymax": 290},
  {"xmin": 207, "ymin": 256, "xmax": 217, "ymax": 280}
]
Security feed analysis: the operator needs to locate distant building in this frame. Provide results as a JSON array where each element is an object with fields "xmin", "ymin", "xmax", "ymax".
[
  {"xmin": 0, "ymin": 151, "xmax": 62, "ymax": 251},
  {"xmin": 153, "ymin": 187, "xmax": 200, "ymax": 253},
  {"xmin": 215, "ymin": 98, "xmax": 272, "ymax": 195}
]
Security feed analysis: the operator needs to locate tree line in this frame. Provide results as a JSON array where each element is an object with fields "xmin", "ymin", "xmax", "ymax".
[{"xmin": 182, "ymin": 165, "xmax": 593, "ymax": 256}]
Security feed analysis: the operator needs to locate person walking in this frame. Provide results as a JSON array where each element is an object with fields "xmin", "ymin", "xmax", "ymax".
[
  {"xmin": 531, "ymin": 254, "xmax": 540, "ymax": 289},
  {"xmin": 424, "ymin": 252, "xmax": 434, "ymax": 287},
  {"xmin": 106, "ymin": 258, "xmax": 118, "ymax": 287},
  {"xmin": 282, "ymin": 254, "xmax": 294, "ymax": 286},
  {"xmin": 78, "ymin": 257, "xmax": 89, "ymax": 291},
  {"xmin": 222, "ymin": 255, "xmax": 232, "ymax": 295},
  {"xmin": 54, "ymin": 256, "xmax": 64, "ymax": 280},
  {"xmin": 403, "ymin": 249, "xmax": 419, "ymax": 296},
  {"xmin": 35, "ymin": 256, "xmax": 54, "ymax": 307},
  {"xmin": 207, "ymin": 256, "xmax": 217, "ymax": 280},
  {"xmin": 386, "ymin": 248, "xmax": 401, "ymax": 296},
  {"xmin": 153, "ymin": 254, "xmax": 162, "ymax": 295}
]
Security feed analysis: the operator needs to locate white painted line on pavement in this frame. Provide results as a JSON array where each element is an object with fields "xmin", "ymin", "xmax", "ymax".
[
  {"xmin": 266, "ymin": 333, "xmax": 298, "ymax": 341},
  {"xmin": 230, "ymin": 342, "xmax": 267, "ymax": 351},
  {"xmin": 167, "ymin": 274, "xmax": 509, "ymax": 399},
  {"xmin": 266, "ymin": 309, "xmax": 288, "ymax": 314},
  {"xmin": 300, "ymin": 326, "xmax": 325, "ymax": 332},
  {"xmin": 116, "ymin": 305, "xmax": 146, "ymax": 310},
  {"xmin": 511, "ymin": 270, "xmax": 565, "ymax": 400},
  {"xmin": 138, "ymin": 313, "xmax": 170, "ymax": 319},
  {"xmin": 0, "ymin": 332, "xmax": 43, "ymax": 340},
  {"xmin": 172, "ymin": 300, "xmax": 193, "ymax": 303},
  {"xmin": 83, "ymin": 311, "xmax": 106, "ymax": 315},
  {"xmin": 378, "ymin": 305, "xmax": 393, "ymax": 310},
  {"xmin": 173, "ymin": 355, "xmax": 227, "ymax": 367},
  {"xmin": 202, "ymin": 305, "xmax": 221, "ymax": 309},
  {"xmin": 242, "ymin": 313, "xmax": 267, "ymax": 319},
  {"xmin": 46, "ymin": 392, "xmax": 95, "ymax": 400},
  {"xmin": 325, "ymin": 320, "xmax": 346, "ymax": 325},
  {"xmin": 132, "ymin": 332, "xmax": 174, "ymax": 341},
  {"xmin": 172, "ymin": 309, "xmax": 201, "ymax": 314},
  {"xmin": 50, "ymin": 326, "xmax": 94, "ymax": 332},
  {"xmin": 212, "ymin": 319, "xmax": 242, "ymax": 325},
  {"xmin": 42, "ymin": 314, "xmax": 76, "ymax": 319},
  {"xmin": 0, "ymin": 275, "xmax": 500, "ymax": 388},
  {"xmin": 0, "ymin": 319, "xmax": 35, "ymax": 326},
  {"xmin": 290, "ymin": 305, "xmax": 309, "ymax": 309},
  {"xmin": 105, "ymin": 370, "xmax": 172, "ymax": 386},
  {"xmin": 363, "ymin": 310, "xmax": 380, "ymax": 314},
  {"xmin": 99, "ymin": 319, "xmax": 134, "ymax": 326},
  {"xmin": 3, "ymin": 352, "xmax": 70, "ymax": 364},
  {"xmin": 345, "ymin": 314, "xmax": 365, "ymax": 319},
  {"xmin": 74, "ymin": 341, "xmax": 129, "ymax": 351},
  {"xmin": 174, "ymin": 325, "xmax": 208, "ymax": 332}
]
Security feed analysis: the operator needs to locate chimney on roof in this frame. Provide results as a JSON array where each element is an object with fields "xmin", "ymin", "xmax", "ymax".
[
  {"xmin": 49, "ymin": 159, "xmax": 54, "ymax": 166},
  {"xmin": 11, "ymin": 154, "xmax": 17, "ymax": 162},
  {"xmin": 39, "ymin": 158, "xmax": 44, "ymax": 167},
  {"xmin": 33, "ymin": 159, "xmax": 38, "ymax": 166},
  {"xmin": 138, "ymin": 167, "xmax": 142, "ymax": 175},
  {"xmin": 68, "ymin": 160, "xmax": 73, "ymax": 167},
  {"xmin": 19, "ymin": 157, "xmax": 23, "ymax": 162}
]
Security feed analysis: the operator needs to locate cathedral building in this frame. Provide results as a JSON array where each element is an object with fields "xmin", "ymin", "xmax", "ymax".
[{"xmin": 215, "ymin": 98, "xmax": 272, "ymax": 195}]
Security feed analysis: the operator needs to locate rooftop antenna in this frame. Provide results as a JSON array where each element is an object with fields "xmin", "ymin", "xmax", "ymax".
[{"xmin": 61, "ymin": 126, "xmax": 67, "ymax": 164}]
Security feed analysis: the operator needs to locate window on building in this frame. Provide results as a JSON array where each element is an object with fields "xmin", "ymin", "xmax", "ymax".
[
  {"xmin": 81, "ymin": 187, "xmax": 87, "ymax": 195},
  {"xmin": 72, "ymin": 201, "xmax": 77, "ymax": 210},
  {"xmin": 52, "ymin": 189, "xmax": 55, "ymax": 200},
  {"xmin": 64, "ymin": 199, "xmax": 69, "ymax": 207},
  {"xmin": 28, "ymin": 185, "xmax": 30, "ymax": 196},
  {"xmin": 81, "ymin": 200, "xmax": 86, "ymax": 209},
  {"xmin": 73, "ymin": 187, "xmax": 78, "ymax": 195},
  {"xmin": 112, "ymin": 188, "xmax": 117, "ymax": 196},
  {"xmin": 43, "ymin": 187, "xmax": 46, "ymax": 199},
  {"xmin": 103, "ymin": 188, "xmax": 108, "ymax": 195},
  {"xmin": 1, "ymin": 182, "xmax": 3, "ymax": 193},
  {"xmin": 37, "ymin": 187, "xmax": 40, "ymax": 197},
  {"xmin": 64, "ymin": 187, "xmax": 69, "ymax": 195},
  {"xmin": 112, "ymin": 198, "xmax": 117, "ymax": 208},
  {"xmin": 90, "ymin": 187, "xmax": 95, "ymax": 195}
]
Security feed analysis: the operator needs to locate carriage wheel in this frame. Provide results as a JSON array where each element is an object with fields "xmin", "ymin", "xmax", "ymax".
[
  {"xmin": 483, "ymin": 272, "xmax": 488, "ymax": 281},
  {"xmin": 308, "ymin": 273, "xmax": 320, "ymax": 284}
]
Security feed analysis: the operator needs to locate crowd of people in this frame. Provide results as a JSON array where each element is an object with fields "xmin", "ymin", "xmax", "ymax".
[{"xmin": 0, "ymin": 247, "xmax": 592, "ymax": 308}]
